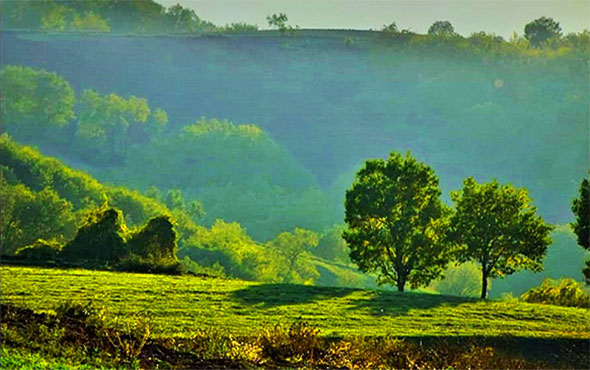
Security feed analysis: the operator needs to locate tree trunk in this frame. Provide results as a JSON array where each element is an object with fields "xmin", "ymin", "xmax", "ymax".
[
  {"xmin": 397, "ymin": 275, "xmax": 406, "ymax": 292},
  {"xmin": 480, "ymin": 270, "xmax": 488, "ymax": 299}
]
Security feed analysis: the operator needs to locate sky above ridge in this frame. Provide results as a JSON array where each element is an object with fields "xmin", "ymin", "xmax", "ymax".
[{"xmin": 158, "ymin": 0, "xmax": 590, "ymax": 38}]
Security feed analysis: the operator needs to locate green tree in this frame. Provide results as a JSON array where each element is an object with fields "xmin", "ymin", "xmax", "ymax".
[
  {"xmin": 571, "ymin": 177, "xmax": 590, "ymax": 284},
  {"xmin": 0, "ymin": 180, "xmax": 76, "ymax": 254},
  {"xmin": 266, "ymin": 13, "xmax": 291, "ymax": 34},
  {"xmin": 428, "ymin": 20, "xmax": 455, "ymax": 36},
  {"xmin": 450, "ymin": 177, "xmax": 553, "ymax": 299},
  {"xmin": 524, "ymin": 17, "xmax": 562, "ymax": 47},
  {"xmin": 342, "ymin": 151, "xmax": 452, "ymax": 292},
  {"xmin": 77, "ymin": 90, "xmax": 151, "ymax": 162},
  {"xmin": 0, "ymin": 66, "xmax": 75, "ymax": 137},
  {"xmin": 268, "ymin": 228, "xmax": 319, "ymax": 283},
  {"xmin": 381, "ymin": 22, "xmax": 398, "ymax": 34}
]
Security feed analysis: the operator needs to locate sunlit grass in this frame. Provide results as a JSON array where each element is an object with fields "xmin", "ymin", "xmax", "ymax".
[{"xmin": 2, "ymin": 266, "xmax": 588, "ymax": 339}]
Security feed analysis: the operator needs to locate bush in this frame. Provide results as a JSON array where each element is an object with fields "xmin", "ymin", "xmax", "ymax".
[
  {"xmin": 521, "ymin": 278, "xmax": 590, "ymax": 308},
  {"xmin": 126, "ymin": 215, "xmax": 177, "ymax": 260},
  {"xmin": 15, "ymin": 239, "xmax": 63, "ymax": 260},
  {"xmin": 61, "ymin": 206, "xmax": 128, "ymax": 263}
]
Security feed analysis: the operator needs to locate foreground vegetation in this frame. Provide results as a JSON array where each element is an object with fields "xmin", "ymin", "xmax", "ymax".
[
  {"xmin": 6, "ymin": 302, "xmax": 588, "ymax": 369},
  {"xmin": 2, "ymin": 266, "xmax": 588, "ymax": 340}
]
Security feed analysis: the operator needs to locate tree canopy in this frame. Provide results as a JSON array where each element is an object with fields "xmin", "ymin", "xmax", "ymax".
[
  {"xmin": 571, "ymin": 177, "xmax": 590, "ymax": 284},
  {"xmin": 343, "ymin": 151, "xmax": 452, "ymax": 292},
  {"xmin": 450, "ymin": 177, "xmax": 553, "ymax": 298},
  {"xmin": 524, "ymin": 17, "xmax": 562, "ymax": 47},
  {"xmin": 428, "ymin": 20, "xmax": 455, "ymax": 36}
]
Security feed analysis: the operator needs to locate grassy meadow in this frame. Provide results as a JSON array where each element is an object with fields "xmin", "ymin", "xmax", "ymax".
[{"xmin": 2, "ymin": 266, "xmax": 588, "ymax": 340}]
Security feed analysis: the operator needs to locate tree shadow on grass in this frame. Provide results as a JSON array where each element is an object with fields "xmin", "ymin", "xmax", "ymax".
[
  {"xmin": 231, "ymin": 283, "xmax": 359, "ymax": 308},
  {"xmin": 347, "ymin": 290, "xmax": 478, "ymax": 316}
]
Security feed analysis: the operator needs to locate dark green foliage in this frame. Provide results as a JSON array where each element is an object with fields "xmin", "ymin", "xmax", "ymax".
[
  {"xmin": 343, "ymin": 151, "xmax": 452, "ymax": 292},
  {"xmin": 571, "ymin": 178, "xmax": 590, "ymax": 284},
  {"xmin": 428, "ymin": 20, "xmax": 455, "ymax": 36},
  {"xmin": 521, "ymin": 278, "xmax": 590, "ymax": 308},
  {"xmin": 524, "ymin": 17, "xmax": 562, "ymax": 47},
  {"xmin": 451, "ymin": 178, "xmax": 554, "ymax": 298},
  {"xmin": 61, "ymin": 206, "xmax": 128, "ymax": 262},
  {"xmin": 127, "ymin": 216, "xmax": 177, "ymax": 260},
  {"xmin": 15, "ymin": 239, "xmax": 63, "ymax": 260}
]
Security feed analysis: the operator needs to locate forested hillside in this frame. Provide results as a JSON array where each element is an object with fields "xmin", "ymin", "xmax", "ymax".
[{"xmin": 1, "ymin": 30, "xmax": 587, "ymax": 228}]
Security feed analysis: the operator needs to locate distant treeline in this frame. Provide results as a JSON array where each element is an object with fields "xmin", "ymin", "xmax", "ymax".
[{"xmin": 0, "ymin": 0, "xmax": 257, "ymax": 34}]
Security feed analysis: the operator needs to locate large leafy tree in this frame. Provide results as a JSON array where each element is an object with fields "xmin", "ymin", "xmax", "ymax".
[
  {"xmin": 524, "ymin": 17, "xmax": 562, "ymax": 47},
  {"xmin": 0, "ymin": 65, "xmax": 75, "ymax": 136},
  {"xmin": 76, "ymin": 89, "xmax": 159, "ymax": 162},
  {"xmin": 571, "ymin": 177, "xmax": 590, "ymax": 284},
  {"xmin": 343, "ymin": 151, "xmax": 452, "ymax": 292},
  {"xmin": 450, "ymin": 177, "xmax": 553, "ymax": 298}
]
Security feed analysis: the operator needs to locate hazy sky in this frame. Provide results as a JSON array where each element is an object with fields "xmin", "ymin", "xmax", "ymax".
[{"xmin": 158, "ymin": 0, "xmax": 590, "ymax": 38}]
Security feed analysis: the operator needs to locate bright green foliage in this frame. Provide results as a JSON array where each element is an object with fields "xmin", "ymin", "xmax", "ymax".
[
  {"xmin": 451, "ymin": 177, "xmax": 554, "ymax": 299},
  {"xmin": 124, "ymin": 117, "xmax": 330, "ymax": 240},
  {"xmin": 0, "ymin": 65, "xmax": 75, "ymax": 134},
  {"xmin": 268, "ymin": 228, "xmax": 319, "ymax": 284},
  {"xmin": 60, "ymin": 206, "xmax": 128, "ymax": 262},
  {"xmin": 571, "ymin": 178, "xmax": 590, "ymax": 284},
  {"xmin": 77, "ymin": 90, "xmax": 154, "ymax": 162},
  {"xmin": 0, "ymin": 135, "xmax": 169, "ymax": 227},
  {"xmin": 0, "ymin": 180, "xmax": 75, "ymax": 254},
  {"xmin": 343, "ymin": 151, "xmax": 452, "ymax": 292},
  {"xmin": 521, "ymin": 278, "xmax": 590, "ymax": 308},
  {"xmin": 127, "ymin": 215, "xmax": 177, "ymax": 260},
  {"xmin": 524, "ymin": 17, "xmax": 562, "ymax": 47},
  {"xmin": 181, "ymin": 220, "xmax": 277, "ymax": 281},
  {"xmin": 429, "ymin": 262, "xmax": 487, "ymax": 298},
  {"xmin": 15, "ymin": 239, "xmax": 63, "ymax": 260},
  {"xmin": 428, "ymin": 20, "xmax": 455, "ymax": 36}
]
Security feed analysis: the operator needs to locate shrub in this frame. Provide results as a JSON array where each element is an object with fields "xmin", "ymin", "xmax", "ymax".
[
  {"xmin": 126, "ymin": 215, "xmax": 177, "ymax": 260},
  {"xmin": 521, "ymin": 278, "xmax": 590, "ymax": 308},
  {"xmin": 15, "ymin": 239, "xmax": 63, "ymax": 260},
  {"xmin": 61, "ymin": 206, "xmax": 128, "ymax": 263}
]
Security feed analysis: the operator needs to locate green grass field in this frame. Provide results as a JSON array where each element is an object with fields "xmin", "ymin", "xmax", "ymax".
[{"xmin": 2, "ymin": 266, "xmax": 589, "ymax": 339}]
